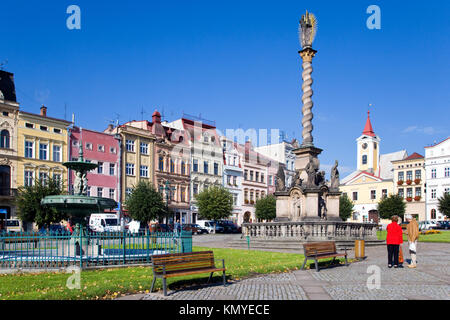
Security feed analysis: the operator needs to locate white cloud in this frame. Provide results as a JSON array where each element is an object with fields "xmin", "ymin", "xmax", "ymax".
[{"xmin": 402, "ymin": 125, "xmax": 443, "ymax": 135}]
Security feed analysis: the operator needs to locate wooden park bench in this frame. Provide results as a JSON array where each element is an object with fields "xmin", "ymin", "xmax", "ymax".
[
  {"xmin": 150, "ymin": 251, "xmax": 226, "ymax": 296},
  {"xmin": 301, "ymin": 241, "xmax": 348, "ymax": 272}
]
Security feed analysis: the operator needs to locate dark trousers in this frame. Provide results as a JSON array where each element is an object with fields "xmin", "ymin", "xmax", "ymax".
[{"xmin": 387, "ymin": 244, "xmax": 399, "ymax": 266}]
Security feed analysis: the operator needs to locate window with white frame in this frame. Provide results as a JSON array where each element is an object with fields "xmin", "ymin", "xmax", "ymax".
[
  {"xmin": 109, "ymin": 163, "xmax": 115, "ymax": 176},
  {"xmin": 431, "ymin": 169, "xmax": 436, "ymax": 179},
  {"xmin": 39, "ymin": 172, "xmax": 48, "ymax": 185},
  {"xmin": 431, "ymin": 189, "xmax": 436, "ymax": 199},
  {"xmin": 98, "ymin": 162, "xmax": 103, "ymax": 174},
  {"xmin": 39, "ymin": 143, "xmax": 48, "ymax": 160},
  {"xmin": 24, "ymin": 170, "xmax": 33, "ymax": 186},
  {"xmin": 445, "ymin": 167, "xmax": 450, "ymax": 177},
  {"xmin": 126, "ymin": 140, "xmax": 135, "ymax": 152},
  {"xmin": 86, "ymin": 143, "xmax": 93, "ymax": 150},
  {"xmin": 110, "ymin": 147, "xmax": 116, "ymax": 154},
  {"xmin": 140, "ymin": 142, "xmax": 148, "ymax": 155},
  {"xmin": 109, "ymin": 188, "xmax": 115, "ymax": 199},
  {"xmin": 126, "ymin": 163, "xmax": 135, "ymax": 176},
  {"xmin": 97, "ymin": 187, "xmax": 103, "ymax": 197},
  {"xmin": 53, "ymin": 173, "xmax": 61, "ymax": 186},
  {"xmin": 140, "ymin": 165, "xmax": 148, "ymax": 177},
  {"xmin": 370, "ymin": 190, "xmax": 376, "ymax": 200},
  {"xmin": 25, "ymin": 141, "xmax": 34, "ymax": 158},
  {"xmin": 53, "ymin": 145, "xmax": 61, "ymax": 162},
  {"xmin": 98, "ymin": 145, "xmax": 105, "ymax": 152}
]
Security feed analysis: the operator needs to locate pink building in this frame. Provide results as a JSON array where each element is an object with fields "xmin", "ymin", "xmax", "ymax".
[{"xmin": 68, "ymin": 126, "xmax": 120, "ymax": 204}]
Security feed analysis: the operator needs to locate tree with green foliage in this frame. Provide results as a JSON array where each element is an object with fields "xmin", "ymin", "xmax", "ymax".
[
  {"xmin": 438, "ymin": 193, "xmax": 450, "ymax": 218},
  {"xmin": 124, "ymin": 181, "xmax": 167, "ymax": 224},
  {"xmin": 195, "ymin": 186, "xmax": 233, "ymax": 232},
  {"xmin": 255, "ymin": 195, "xmax": 276, "ymax": 221},
  {"xmin": 16, "ymin": 177, "xmax": 66, "ymax": 228},
  {"xmin": 339, "ymin": 194, "xmax": 354, "ymax": 221},
  {"xmin": 377, "ymin": 194, "xmax": 406, "ymax": 220}
]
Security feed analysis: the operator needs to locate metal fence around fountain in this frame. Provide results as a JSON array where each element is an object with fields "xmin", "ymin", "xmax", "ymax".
[{"xmin": 0, "ymin": 230, "xmax": 192, "ymax": 270}]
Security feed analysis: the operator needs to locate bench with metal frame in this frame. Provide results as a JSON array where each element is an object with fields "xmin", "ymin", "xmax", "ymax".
[
  {"xmin": 150, "ymin": 251, "xmax": 226, "ymax": 296},
  {"xmin": 301, "ymin": 241, "xmax": 348, "ymax": 272}
]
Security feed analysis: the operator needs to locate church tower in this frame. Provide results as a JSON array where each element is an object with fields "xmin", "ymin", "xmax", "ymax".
[{"xmin": 356, "ymin": 111, "xmax": 380, "ymax": 174}]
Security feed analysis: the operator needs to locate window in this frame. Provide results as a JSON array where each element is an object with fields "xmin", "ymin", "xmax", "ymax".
[
  {"xmin": 214, "ymin": 163, "xmax": 219, "ymax": 175},
  {"xmin": 39, "ymin": 172, "xmax": 48, "ymax": 185},
  {"xmin": 181, "ymin": 187, "xmax": 186, "ymax": 202},
  {"xmin": 181, "ymin": 161, "xmax": 186, "ymax": 175},
  {"xmin": 53, "ymin": 145, "xmax": 61, "ymax": 162},
  {"xmin": 269, "ymin": 175, "xmax": 273, "ymax": 186},
  {"xmin": 398, "ymin": 188, "xmax": 404, "ymax": 198},
  {"xmin": 233, "ymin": 194, "xmax": 237, "ymax": 205},
  {"xmin": 53, "ymin": 128, "xmax": 61, "ymax": 134},
  {"xmin": 97, "ymin": 162, "xmax": 103, "ymax": 174},
  {"xmin": 53, "ymin": 174, "xmax": 61, "ymax": 186},
  {"xmin": 109, "ymin": 163, "xmax": 115, "ymax": 176},
  {"xmin": 126, "ymin": 163, "xmax": 135, "ymax": 176},
  {"xmin": 244, "ymin": 170, "xmax": 248, "ymax": 181},
  {"xmin": 244, "ymin": 190, "xmax": 248, "ymax": 202},
  {"xmin": 97, "ymin": 187, "xmax": 103, "ymax": 197},
  {"xmin": 431, "ymin": 189, "xmax": 437, "ymax": 199},
  {"xmin": 256, "ymin": 172, "xmax": 259, "ymax": 182},
  {"xmin": 193, "ymin": 159, "xmax": 198, "ymax": 172},
  {"xmin": 170, "ymin": 159, "xmax": 175, "ymax": 173},
  {"xmin": 24, "ymin": 171, "xmax": 33, "ymax": 186},
  {"xmin": 98, "ymin": 145, "xmax": 105, "ymax": 152},
  {"xmin": 109, "ymin": 189, "xmax": 115, "ymax": 199},
  {"xmin": 140, "ymin": 142, "xmax": 148, "ymax": 155},
  {"xmin": 25, "ymin": 123, "xmax": 34, "ymax": 128},
  {"xmin": 227, "ymin": 175, "xmax": 231, "ymax": 185},
  {"xmin": 261, "ymin": 173, "xmax": 265, "ymax": 183},
  {"xmin": 140, "ymin": 165, "xmax": 148, "ymax": 178},
  {"xmin": 382, "ymin": 189, "xmax": 388, "ymax": 199},
  {"xmin": 126, "ymin": 188, "xmax": 132, "ymax": 199},
  {"xmin": 25, "ymin": 141, "xmax": 34, "ymax": 158},
  {"xmin": 126, "ymin": 140, "xmax": 135, "ymax": 152},
  {"xmin": 110, "ymin": 147, "xmax": 117, "ymax": 154},
  {"xmin": 445, "ymin": 188, "xmax": 450, "ymax": 195},
  {"xmin": 407, "ymin": 188, "xmax": 413, "ymax": 198},
  {"xmin": 250, "ymin": 171, "xmax": 254, "ymax": 181},
  {"xmin": 445, "ymin": 167, "xmax": 450, "ymax": 177},
  {"xmin": 193, "ymin": 183, "xmax": 199, "ymax": 195},
  {"xmin": 0, "ymin": 130, "xmax": 10, "ymax": 148},
  {"xmin": 204, "ymin": 161, "xmax": 209, "ymax": 174},
  {"xmin": 40, "ymin": 126, "xmax": 48, "ymax": 131},
  {"xmin": 2, "ymin": 111, "xmax": 8, "ymax": 116},
  {"xmin": 415, "ymin": 170, "xmax": 421, "ymax": 180},
  {"xmin": 87, "ymin": 186, "xmax": 91, "ymax": 197},
  {"xmin": 362, "ymin": 155, "xmax": 367, "ymax": 165},
  {"xmin": 406, "ymin": 171, "xmax": 413, "ymax": 181},
  {"xmin": 39, "ymin": 144, "xmax": 48, "ymax": 160},
  {"xmin": 431, "ymin": 169, "xmax": 436, "ymax": 179},
  {"xmin": 352, "ymin": 192, "xmax": 358, "ymax": 201},
  {"xmin": 370, "ymin": 190, "xmax": 376, "ymax": 200},
  {"xmin": 159, "ymin": 157, "xmax": 164, "ymax": 171},
  {"xmin": 415, "ymin": 187, "xmax": 421, "ymax": 197},
  {"xmin": 233, "ymin": 176, "xmax": 237, "ymax": 186},
  {"xmin": 431, "ymin": 209, "xmax": 436, "ymax": 220},
  {"xmin": 398, "ymin": 172, "xmax": 404, "ymax": 181}
]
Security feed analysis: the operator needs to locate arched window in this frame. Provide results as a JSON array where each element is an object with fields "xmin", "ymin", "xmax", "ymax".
[
  {"xmin": 158, "ymin": 156, "xmax": 164, "ymax": 171},
  {"xmin": 0, "ymin": 130, "xmax": 10, "ymax": 149},
  {"xmin": 362, "ymin": 155, "xmax": 367, "ymax": 165}
]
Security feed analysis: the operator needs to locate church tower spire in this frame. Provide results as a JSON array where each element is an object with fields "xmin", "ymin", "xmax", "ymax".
[
  {"xmin": 362, "ymin": 110, "xmax": 375, "ymax": 137},
  {"xmin": 356, "ymin": 110, "xmax": 380, "ymax": 174}
]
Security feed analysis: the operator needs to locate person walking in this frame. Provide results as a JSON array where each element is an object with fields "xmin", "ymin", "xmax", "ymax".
[
  {"xmin": 405, "ymin": 214, "xmax": 419, "ymax": 268},
  {"xmin": 386, "ymin": 215, "xmax": 403, "ymax": 268}
]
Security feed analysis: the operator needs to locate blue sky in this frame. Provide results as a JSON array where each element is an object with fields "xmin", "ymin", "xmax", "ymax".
[{"xmin": 1, "ymin": 0, "xmax": 449, "ymax": 175}]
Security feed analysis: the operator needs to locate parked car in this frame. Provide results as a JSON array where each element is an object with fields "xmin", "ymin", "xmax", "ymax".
[
  {"xmin": 182, "ymin": 223, "xmax": 208, "ymax": 235},
  {"xmin": 434, "ymin": 221, "xmax": 450, "ymax": 230},
  {"xmin": 197, "ymin": 220, "xmax": 224, "ymax": 233},
  {"xmin": 156, "ymin": 224, "xmax": 173, "ymax": 233},
  {"xmin": 217, "ymin": 220, "xmax": 241, "ymax": 233},
  {"xmin": 419, "ymin": 220, "xmax": 437, "ymax": 231},
  {"xmin": 39, "ymin": 224, "xmax": 67, "ymax": 234},
  {"xmin": 5, "ymin": 219, "xmax": 21, "ymax": 233}
]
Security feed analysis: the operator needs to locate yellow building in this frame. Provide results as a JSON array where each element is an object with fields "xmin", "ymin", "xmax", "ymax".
[
  {"xmin": 105, "ymin": 122, "xmax": 155, "ymax": 206},
  {"xmin": 392, "ymin": 153, "xmax": 426, "ymax": 221},
  {"xmin": 340, "ymin": 111, "xmax": 407, "ymax": 223},
  {"xmin": 17, "ymin": 106, "xmax": 71, "ymax": 192}
]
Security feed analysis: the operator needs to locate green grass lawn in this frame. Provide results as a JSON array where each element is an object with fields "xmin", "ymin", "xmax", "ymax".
[
  {"xmin": 1, "ymin": 246, "xmax": 335, "ymax": 300},
  {"xmin": 377, "ymin": 230, "xmax": 450, "ymax": 243}
]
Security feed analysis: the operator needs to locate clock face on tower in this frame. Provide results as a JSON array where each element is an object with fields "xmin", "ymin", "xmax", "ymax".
[{"xmin": 362, "ymin": 143, "xmax": 368, "ymax": 150}]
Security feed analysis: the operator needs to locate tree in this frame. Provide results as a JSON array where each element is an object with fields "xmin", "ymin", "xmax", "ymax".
[
  {"xmin": 339, "ymin": 194, "xmax": 354, "ymax": 221},
  {"xmin": 377, "ymin": 194, "xmax": 406, "ymax": 220},
  {"xmin": 16, "ymin": 177, "xmax": 66, "ymax": 228},
  {"xmin": 124, "ymin": 181, "xmax": 167, "ymax": 225},
  {"xmin": 255, "ymin": 195, "xmax": 276, "ymax": 221},
  {"xmin": 195, "ymin": 186, "xmax": 233, "ymax": 232},
  {"xmin": 438, "ymin": 193, "xmax": 450, "ymax": 218}
]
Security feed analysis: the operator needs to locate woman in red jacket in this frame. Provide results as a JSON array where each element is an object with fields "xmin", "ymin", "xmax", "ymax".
[{"xmin": 386, "ymin": 215, "xmax": 403, "ymax": 268}]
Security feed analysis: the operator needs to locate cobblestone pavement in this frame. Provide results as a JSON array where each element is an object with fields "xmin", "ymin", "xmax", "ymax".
[{"xmin": 118, "ymin": 242, "xmax": 450, "ymax": 300}]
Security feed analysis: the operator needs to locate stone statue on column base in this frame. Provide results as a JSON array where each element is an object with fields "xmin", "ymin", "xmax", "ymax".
[{"xmin": 330, "ymin": 160, "xmax": 340, "ymax": 190}]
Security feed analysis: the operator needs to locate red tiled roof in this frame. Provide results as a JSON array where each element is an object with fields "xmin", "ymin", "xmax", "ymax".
[
  {"xmin": 404, "ymin": 152, "xmax": 424, "ymax": 160},
  {"xmin": 362, "ymin": 111, "xmax": 376, "ymax": 137}
]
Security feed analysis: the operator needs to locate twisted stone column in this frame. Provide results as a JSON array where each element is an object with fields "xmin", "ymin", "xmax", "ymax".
[{"xmin": 299, "ymin": 48, "xmax": 317, "ymax": 147}]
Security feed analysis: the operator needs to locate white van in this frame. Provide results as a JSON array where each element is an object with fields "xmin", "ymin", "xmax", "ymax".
[
  {"xmin": 89, "ymin": 213, "xmax": 121, "ymax": 233},
  {"xmin": 6, "ymin": 219, "xmax": 21, "ymax": 233},
  {"xmin": 196, "ymin": 220, "xmax": 223, "ymax": 233}
]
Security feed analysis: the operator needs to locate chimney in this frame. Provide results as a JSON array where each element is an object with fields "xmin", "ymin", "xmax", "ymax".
[
  {"xmin": 152, "ymin": 110, "xmax": 162, "ymax": 124},
  {"xmin": 40, "ymin": 105, "xmax": 47, "ymax": 117}
]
